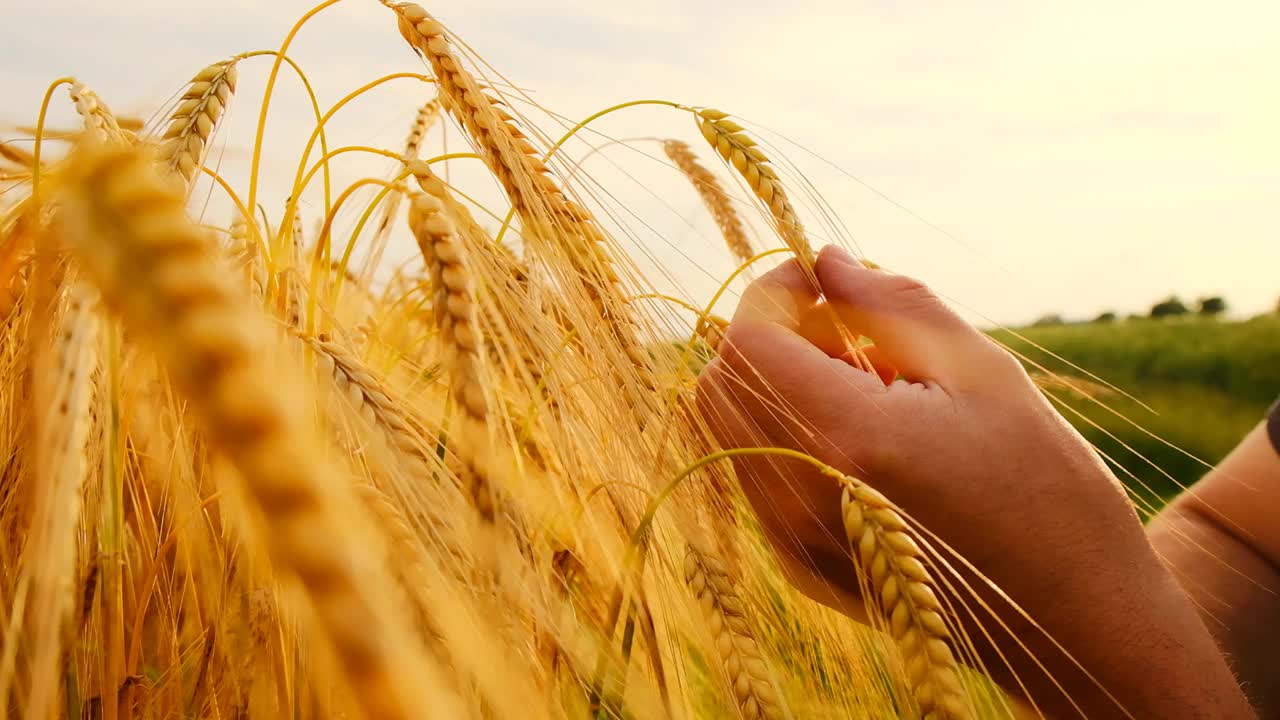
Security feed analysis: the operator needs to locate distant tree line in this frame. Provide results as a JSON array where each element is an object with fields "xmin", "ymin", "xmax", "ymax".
[{"xmin": 1033, "ymin": 294, "xmax": 1254, "ymax": 327}]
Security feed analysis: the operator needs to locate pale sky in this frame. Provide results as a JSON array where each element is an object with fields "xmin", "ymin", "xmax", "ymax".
[{"xmin": 4, "ymin": 1, "xmax": 1278, "ymax": 326}]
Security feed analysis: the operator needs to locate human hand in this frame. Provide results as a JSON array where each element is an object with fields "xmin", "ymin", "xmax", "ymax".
[{"xmin": 696, "ymin": 245, "xmax": 1252, "ymax": 718}]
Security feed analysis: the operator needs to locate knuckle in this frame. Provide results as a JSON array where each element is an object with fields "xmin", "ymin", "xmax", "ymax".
[
  {"xmin": 884, "ymin": 274, "xmax": 941, "ymax": 314},
  {"xmin": 718, "ymin": 324, "xmax": 753, "ymax": 373},
  {"xmin": 982, "ymin": 340, "xmax": 1029, "ymax": 379}
]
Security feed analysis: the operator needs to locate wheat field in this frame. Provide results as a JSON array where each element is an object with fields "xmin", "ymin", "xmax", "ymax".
[{"xmin": 0, "ymin": 3, "xmax": 1210, "ymax": 719}]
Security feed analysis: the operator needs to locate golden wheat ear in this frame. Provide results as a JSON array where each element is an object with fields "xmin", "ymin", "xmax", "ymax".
[
  {"xmin": 664, "ymin": 139, "xmax": 755, "ymax": 267},
  {"xmin": 835, "ymin": 472, "xmax": 973, "ymax": 720},
  {"xmin": 685, "ymin": 542, "xmax": 793, "ymax": 720},
  {"xmin": 695, "ymin": 109, "xmax": 815, "ymax": 277},
  {"xmin": 57, "ymin": 139, "xmax": 453, "ymax": 720},
  {"xmin": 159, "ymin": 59, "xmax": 238, "ymax": 189}
]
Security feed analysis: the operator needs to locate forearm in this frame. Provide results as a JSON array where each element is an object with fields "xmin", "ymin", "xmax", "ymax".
[
  {"xmin": 1151, "ymin": 495, "xmax": 1280, "ymax": 716},
  {"xmin": 1148, "ymin": 420, "xmax": 1280, "ymax": 716},
  {"xmin": 982, "ymin": 526, "xmax": 1255, "ymax": 719}
]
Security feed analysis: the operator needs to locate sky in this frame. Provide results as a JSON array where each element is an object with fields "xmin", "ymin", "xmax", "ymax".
[{"xmin": 3, "ymin": 0, "xmax": 1278, "ymax": 326}]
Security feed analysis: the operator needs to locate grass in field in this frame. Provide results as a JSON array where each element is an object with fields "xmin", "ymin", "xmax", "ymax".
[{"xmin": 995, "ymin": 314, "xmax": 1280, "ymax": 510}]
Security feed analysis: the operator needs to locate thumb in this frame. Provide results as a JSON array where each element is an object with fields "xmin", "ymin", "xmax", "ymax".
[{"xmin": 814, "ymin": 245, "xmax": 1007, "ymax": 387}]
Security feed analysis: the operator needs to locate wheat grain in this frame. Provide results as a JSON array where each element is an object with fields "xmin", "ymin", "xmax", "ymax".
[
  {"xmin": 664, "ymin": 139, "xmax": 754, "ymax": 266},
  {"xmin": 832, "ymin": 470, "xmax": 972, "ymax": 720},
  {"xmin": 159, "ymin": 60, "xmax": 238, "ymax": 189},
  {"xmin": 57, "ymin": 139, "xmax": 444, "ymax": 720},
  {"xmin": 696, "ymin": 312, "xmax": 730, "ymax": 354}
]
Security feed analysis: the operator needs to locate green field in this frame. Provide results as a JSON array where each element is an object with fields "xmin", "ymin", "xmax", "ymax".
[{"xmin": 993, "ymin": 314, "xmax": 1280, "ymax": 514}]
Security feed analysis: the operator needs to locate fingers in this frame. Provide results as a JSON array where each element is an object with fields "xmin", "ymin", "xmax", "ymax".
[
  {"xmin": 814, "ymin": 244, "xmax": 1007, "ymax": 387},
  {"xmin": 846, "ymin": 345, "xmax": 898, "ymax": 386},
  {"xmin": 696, "ymin": 366, "xmax": 848, "ymax": 558},
  {"xmin": 710, "ymin": 320, "xmax": 887, "ymax": 463},
  {"xmin": 733, "ymin": 258, "xmax": 820, "ymax": 330}
]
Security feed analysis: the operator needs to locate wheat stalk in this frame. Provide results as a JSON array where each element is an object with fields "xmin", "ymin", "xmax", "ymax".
[
  {"xmin": 695, "ymin": 109, "xmax": 815, "ymax": 274},
  {"xmin": 684, "ymin": 542, "xmax": 791, "ymax": 720},
  {"xmin": 664, "ymin": 139, "xmax": 754, "ymax": 266},
  {"xmin": 56, "ymin": 139, "xmax": 445, "ymax": 720},
  {"xmin": 365, "ymin": 97, "xmax": 444, "ymax": 286},
  {"xmin": 159, "ymin": 60, "xmax": 238, "ymax": 189},
  {"xmin": 831, "ymin": 470, "xmax": 972, "ymax": 720}
]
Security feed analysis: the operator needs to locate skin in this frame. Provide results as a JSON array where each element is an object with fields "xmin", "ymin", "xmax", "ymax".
[
  {"xmin": 696, "ymin": 244, "xmax": 1256, "ymax": 719},
  {"xmin": 1149, "ymin": 424, "xmax": 1280, "ymax": 718}
]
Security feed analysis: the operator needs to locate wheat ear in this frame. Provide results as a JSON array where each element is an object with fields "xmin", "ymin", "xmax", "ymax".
[
  {"xmin": 695, "ymin": 110, "xmax": 815, "ymax": 274},
  {"xmin": 387, "ymin": 4, "xmax": 649, "ymax": 373},
  {"xmin": 229, "ymin": 214, "xmax": 266, "ymax": 302},
  {"xmin": 160, "ymin": 60, "xmax": 238, "ymax": 188},
  {"xmin": 404, "ymin": 158, "xmax": 560, "ymax": 405},
  {"xmin": 300, "ymin": 330, "xmax": 447, "ymax": 481},
  {"xmin": 684, "ymin": 543, "xmax": 790, "ymax": 720},
  {"xmin": 407, "ymin": 97, "xmax": 443, "ymax": 155},
  {"xmin": 57, "ymin": 140, "xmax": 442, "ymax": 720},
  {"xmin": 832, "ymin": 471, "xmax": 971, "ymax": 720},
  {"xmin": 26, "ymin": 281, "xmax": 99, "ymax": 719},
  {"xmin": 68, "ymin": 81, "xmax": 128, "ymax": 144},
  {"xmin": 663, "ymin": 139, "xmax": 754, "ymax": 265},
  {"xmin": 386, "ymin": 4, "xmax": 610, "ymax": 268},
  {"xmin": 405, "ymin": 192, "xmax": 499, "ymax": 515},
  {"xmin": 365, "ymin": 97, "xmax": 444, "ymax": 285}
]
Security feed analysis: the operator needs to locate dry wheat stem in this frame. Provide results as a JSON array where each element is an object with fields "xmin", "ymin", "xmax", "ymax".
[
  {"xmin": 833, "ymin": 471, "xmax": 972, "ymax": 720},
  {"xmin": 663, "ymin": 139, "xmax": 754, "ymax": 266},
  {"xmin": 57, "ymin": 140, "xmax": 444, "ymax": 720},
  {"xmin": 684, "ymin": 542, "xmax": 791, "ymax": 720},
  {"xmin": 160, "ymin": 60, "xmax": 239, "ymax": 188},
  {"xmin": 695, "ymin": 109, "xmax": 815, "ymax": 278}
]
